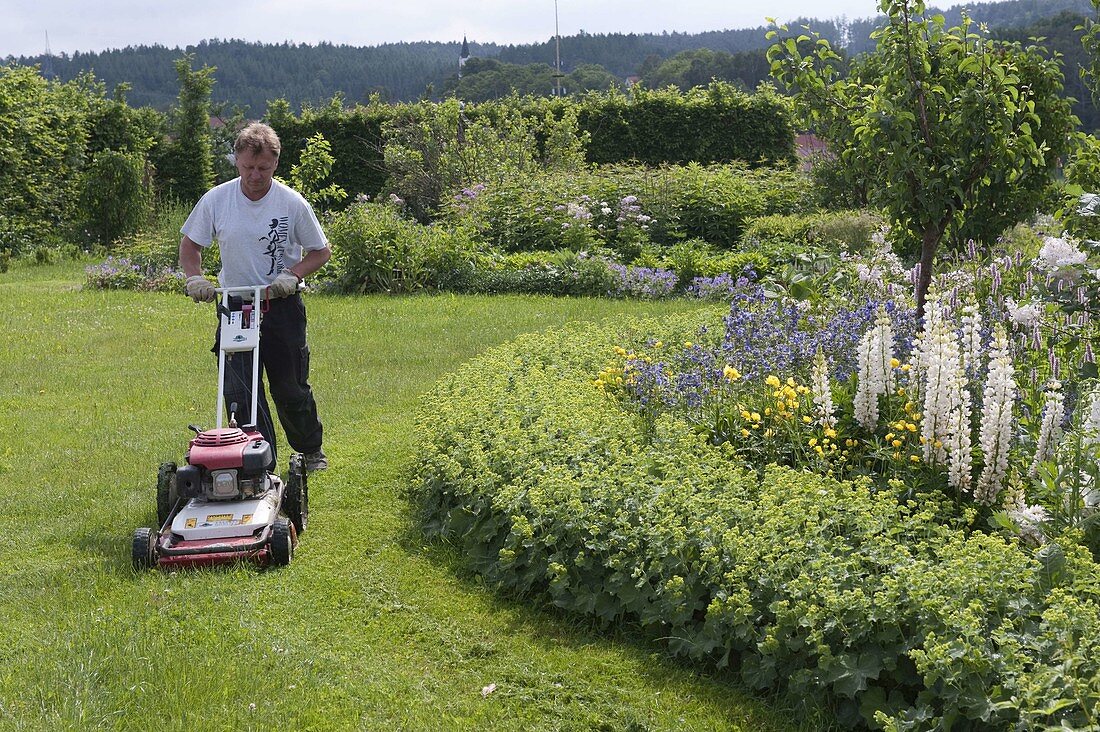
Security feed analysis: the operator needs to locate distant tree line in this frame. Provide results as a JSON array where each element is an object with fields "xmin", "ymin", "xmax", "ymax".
[{"xmin": 6, "ymin": 0, "xmax": 1092, "ymax": 117}]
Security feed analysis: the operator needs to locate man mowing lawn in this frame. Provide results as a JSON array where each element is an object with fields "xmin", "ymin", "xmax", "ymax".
[{"xmin": 179, "ymin": 122, "xmax": 330, "ymax": 473}]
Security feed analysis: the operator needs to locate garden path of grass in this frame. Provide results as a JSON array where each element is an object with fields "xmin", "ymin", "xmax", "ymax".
[{"xmin": 0, "ymin": 262, "xmax": 810, "ymax": 731}]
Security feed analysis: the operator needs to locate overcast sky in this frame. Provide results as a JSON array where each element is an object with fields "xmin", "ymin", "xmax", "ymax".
[{"xmin": 1, "ymin": 0, "xmax": 912, "ymax": 59}]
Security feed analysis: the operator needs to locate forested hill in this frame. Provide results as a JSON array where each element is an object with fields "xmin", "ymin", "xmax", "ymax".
[{"xmin": 6, "ymin": 0, "xmax": 1094, "ymax": 115}]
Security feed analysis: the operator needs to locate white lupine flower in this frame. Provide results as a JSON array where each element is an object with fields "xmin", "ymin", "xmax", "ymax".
[
  {"xmin": 1007, "ymin": 502, "xmax": 1049, "ymax": 546},
  {"xmin": 1029, "ymin": 381, "xmax": 1065, "ymax": 478},
  {"xmin": 976, "ymin": 327, "xmax": 1016, "ymax": 504},
  {"xmin": 947, "ymin": 382, "xmax": 973, "ymax": 494},
  {"xmin": 853, "ymin": 305, "xmax": 894, "ymax": 429},
  {"xmin": 919, "ymin": 302, "xmax": 966, "ymax": 467},
  {"xmin": 856, "ymin": 263, "xmax": 880, "ymax": 284},
  {"xmin": 811, "ymin": 349, "xmax": 836, "ymax": 428},
  {"xmin": 1036, "ymin": 236, "xmax": 1086, "ymax": 272},
  {"xmin": 1082, "ymin": 387, "xmax": 1100, "ymax": 446},
  {"xmin": 960, "ymin": 303, "xmax": 983, "ymax": 376},
  {"xmin": 1005, "ymin": 298, "xmax": 1042, "ymax": 328}
]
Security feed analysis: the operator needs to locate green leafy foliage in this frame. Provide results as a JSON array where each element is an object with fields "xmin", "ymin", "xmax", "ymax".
[
  {"xmin": 412, "ymin": 315, "xmax": 1100, "ymax": 730},
  {"xmin": 288, "ymin": 132, "xmax": 347, "ymax": 210},
  {"xmin": 577, "ymin": 82, "xmax": 797, "ymax": 167},
  {"xmin": 741, "ymin": 210, "xmax": 885, "ymax": 255},
  {"xmin": 381, "ymin": 99, "xmax": 543, "ymax": 221},
  {"xmin": 323, "ymin": 199, "xmax": 481, "ymax": 293},
  {"xmin": 0, "ymin": 65, "xmax": 89, "ymax": 254},
  {"xmin": 76, "ymin": 150, "xmax": 151, "ymax": 248},
  {"xmin": 0, "ymin": 65, "xmax": 162, "ymax": 258},
  {"xmin": 446, "ymin": 163, "xmax": 814, "ymax": 254}
]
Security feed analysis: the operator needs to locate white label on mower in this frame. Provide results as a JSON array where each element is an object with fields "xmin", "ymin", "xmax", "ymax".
[{"xmin": 171, "ymin": 486, "xmax": 281, "ymax": 540}]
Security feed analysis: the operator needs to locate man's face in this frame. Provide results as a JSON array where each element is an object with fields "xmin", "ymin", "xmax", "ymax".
[{"xmin": 236, "ymin": 148, "xmax": 278, "ymax": 200}]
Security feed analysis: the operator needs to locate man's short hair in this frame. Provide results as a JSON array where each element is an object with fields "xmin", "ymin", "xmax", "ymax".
[{"xmin": 234, "ymin": 122, "xmax": 281, "ymax": 158}]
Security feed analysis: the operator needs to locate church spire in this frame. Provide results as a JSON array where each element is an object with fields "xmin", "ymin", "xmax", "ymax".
[{"xmin": 459, "ymin": 35, "xmax": 470, "ymax": 77}]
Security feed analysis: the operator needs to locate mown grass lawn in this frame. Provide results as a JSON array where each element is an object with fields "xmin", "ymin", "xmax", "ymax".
[{"xmin": 0, "ymin": 261, "xmax": 812, "ymax": 731}]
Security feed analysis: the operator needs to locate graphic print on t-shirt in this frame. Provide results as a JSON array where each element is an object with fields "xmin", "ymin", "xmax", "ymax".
[{"xmin": 261, "ymin": 217, "xmax": 289, "ymax": 275}]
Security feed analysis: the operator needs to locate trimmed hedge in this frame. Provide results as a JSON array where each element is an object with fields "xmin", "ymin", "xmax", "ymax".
[
  {"xmin": 411, "ymin": 315, "xmax": 1100, "ymax": 730},
  {"xmin": 269, "ymin": 101, "xmax": 389, "ymax": 205},
  {"xmin": 264, "ymin": 83, "xmax": 797, "ymax": 202}
]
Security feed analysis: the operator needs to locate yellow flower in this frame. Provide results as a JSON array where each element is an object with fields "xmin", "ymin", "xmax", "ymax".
[
  {"xmin": 723, "ymin": 365, "xmax": 742, "ymax": 381},
  {"xmin": 765, "ymin": 407, "xmax": 772, "ymax": 416},
  {"xmin": 684, "ymin": 341, "xmax": 693, "ymax": 348},
  {"xmin": 740, "ymin": 410, "xmax": 751, "ymax": 420},
  {"xmin": 891, "ymin": 439, "xmax": 903, "ymax": 448},
  {"xmin": 906, "ymin": 423, "xmax": 917, "ymax": 432},
  {"xmin": 741, "ymin": 428, "xmax": 750, "ymax": 437},
  {"xmin": 890, "ymin": 357, "xmax": 900, "ymax": 368},
  {"xmin": 824, "ymin": 427, "xmax": 837, "ymax": 439},
  {"xmin": 933, "ymin": 440, "xmax": 943, "ymax": 449},
  {"xmin": 766, "ymin": 375, "xmax": 781, "ymax": 388},
  {"xmin": 809, "ymin": 438, "xmax": 818, "ymax": 447},
  {"xmin": 815, "ymin": 445, "xmax": 824, "ymax": 455},
  {"xmin": 786, "ymin": 377, "xmax": 797, "ymax": 387},
  {"xmin": 901, "ymin": 363, "xmax": 911, "ymax": 372},
  {"xmin": 910, "ymin": 455, "xmax": 920, "ymax": 463},
  {"xmin": 897, "ymin": 387, "xmax": 906, "ymax": 396},
  {"xmin": 886, "ymin": 433, "xmax": 895, "ymax": 441},
  {"xmin": 654, "ymin": 341, "xmax": 663, "ymax": 349},
  {"xmin": 802, "ymin": 415, "xmax": 812, "ymax": 424},
  {"xmin": 764, "ymin": 429, "xmax": 774, "ymax": 438},
  {"xmin": 614, "ymin": 346, "xmax": 627, "ymax": 356},
  {"xmin": 751, "ymin": 412, "xmax": 761, "ymax": 422}
]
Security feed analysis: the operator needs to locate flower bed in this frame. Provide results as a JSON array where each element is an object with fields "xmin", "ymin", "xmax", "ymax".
[{"xmin": 411, "ymin": 310, "xmax": 1100, "ymax": 729}]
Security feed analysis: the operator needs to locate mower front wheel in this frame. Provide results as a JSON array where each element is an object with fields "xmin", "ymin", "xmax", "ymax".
[
  {"xmin": 269, "ymin": 517, "xmax": 295, "ymax": 567},
  {"xmin": 132, "ymin": 527, "xmax": 158, "ymax": 570}
]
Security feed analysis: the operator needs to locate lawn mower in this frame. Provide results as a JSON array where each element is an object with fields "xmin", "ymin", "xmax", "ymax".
[{"xmin": 132, "ymin": 284, "xmax": 308, "ymax": 570}]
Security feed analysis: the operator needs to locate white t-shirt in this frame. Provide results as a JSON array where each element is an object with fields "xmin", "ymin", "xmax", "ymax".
[{"xmin": 181, "ymin": 178, "xmax": 329, "ymax": 287}]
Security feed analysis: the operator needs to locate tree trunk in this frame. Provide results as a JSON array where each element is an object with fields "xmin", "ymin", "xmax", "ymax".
[{"xmin": 915, "ymin": 222, "xmax": 946, "ymax": 325}]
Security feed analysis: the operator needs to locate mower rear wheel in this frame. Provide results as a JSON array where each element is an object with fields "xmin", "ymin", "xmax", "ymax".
[
  {"xmin": 270, "ymin": 517, "xmax": 294, "ymax": 566},
  {"xmin": 156, "ymin": 462, "xmax": 178, "ymax": 526},
  {"xmin": 132, "ymin": 527, "xmax": 157, "ymax": 569},
  {"xmin": 283, "ymin": 454, "xmax": 308, "ymax": 535}
]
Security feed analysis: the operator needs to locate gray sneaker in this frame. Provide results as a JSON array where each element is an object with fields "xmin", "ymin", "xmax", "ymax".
[{"xmin": 303, "ymin": 448, "xmax": 328, "ymax": 472}]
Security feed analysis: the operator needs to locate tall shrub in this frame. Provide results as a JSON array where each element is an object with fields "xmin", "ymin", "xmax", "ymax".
[
  {"xmin": 76, "ymin": 150, "xmax": 150, "ymax": 248},
  {"xmin": 152, "ymin": 54, "xmax": 216, "ymax": 204},
  {"xmin": 0, "ymin": 64, "xmax": 88, "ymax": 255}
]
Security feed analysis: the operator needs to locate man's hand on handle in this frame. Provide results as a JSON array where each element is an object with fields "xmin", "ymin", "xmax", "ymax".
[
  {"xmin": 268, "ymin": 270, "xmax": 300, "ymax": 298},
  {"xmin": 185, "ymin": 275, "xmax": 216, "ymax": 302}
]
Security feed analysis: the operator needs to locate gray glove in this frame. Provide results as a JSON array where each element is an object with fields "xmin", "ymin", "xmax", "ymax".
[
  {"xmin": 269, "ymin": 270, "xmax": 300, "ymax": 298},
  {"xmin": 185, "ymin": 275, "xmax": 216, "ymax": 303}
]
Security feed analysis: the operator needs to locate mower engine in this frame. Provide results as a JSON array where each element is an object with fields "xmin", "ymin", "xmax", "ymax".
[{"xmin": 178, "ymin": 427, "xmax": 274, "ymax": 500}]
